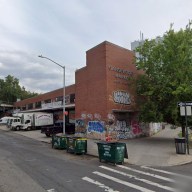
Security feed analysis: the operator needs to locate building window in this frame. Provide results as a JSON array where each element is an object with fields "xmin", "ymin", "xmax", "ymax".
[
  {"xmin": 35, "ymin": 101, "xmax": 41, "ymax": 108},
  {"xmin": 44, "ymin": 99, "xmax": 51, "ymax": 104},
  {"xmin": 65, "ymin": 95, "xmax": 70, "ymax": 104},
  {"xmin": 28, "ymin": 103, "xmax": 33, "ymax": 110},
  {"xmin": 70, "ymin": 94, "xmax": 75, "ymax": 103},
  {"xmin": 55, "ymin": 96, "xmax": 63, "ymax": 102}
]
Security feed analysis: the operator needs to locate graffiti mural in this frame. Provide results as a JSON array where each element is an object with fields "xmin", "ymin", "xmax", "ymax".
[
  {"xmin": 115, "ymin": 120, "xmax": 133, "ymax": 139},
  {"xmin": 94, "ymin": 113, "xmax": 101, "ymax": 120},
  {"xmin": 113, "ymin": 91, "xmax": 131, "ymax": 105},
  {"xmin": 131, "ymin": 120, "xmax": 143, "ymax": 135},
  {"xmin": 81, "ymin": 113, "xmax": 86, "ymax": 119},
  {"xmin": 107, "ymin": 119, "xmax": 148, "ymax": 140},
  {"xmin": 88, "ymin": 121, "xmax": 104, "ymax": 133},
  {"xmin": 107, "ymin": 113, "xmax": 115, "ymax": 120},
  {"xmin": 75, "ymin": 112, "xmax": 87, "ymax": 136},
  {"xmin": 87, "ymin": 113, "xmax": 93, "ymax": 120},
  {"xmin": 75, "ymin": 119, "xmax": 86, "ymax": 135},
  {"xmin": 87, "ymin": 121, "xmax": 106, "ymax": 140},
  {"xmin": 75, "ymin": 112, "xmax": 150, "ymax": 140}
]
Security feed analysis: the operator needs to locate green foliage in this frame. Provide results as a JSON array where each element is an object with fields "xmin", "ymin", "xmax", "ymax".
[
  {"xmin": 0, "ymin": 75, "xmax": 38, "ymax": 104},
  {"xmin": 135, "ymin": 21, "xmax": 192, "ymax": 125}
]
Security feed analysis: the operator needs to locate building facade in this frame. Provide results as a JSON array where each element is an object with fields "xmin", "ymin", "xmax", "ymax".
[{"xmin": 14, "ymin": 41, "xmax": 155, "ymax": 140}]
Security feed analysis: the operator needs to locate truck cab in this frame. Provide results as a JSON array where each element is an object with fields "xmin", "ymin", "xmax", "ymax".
[
  {"xmin": 20, "ymin": 119, "xmax": 32, "ymax": 131},
  {"xmin": 6, "ymin": 117, "xmax": 16, "ymax": 128},
  {"xmin": 10, "ymin": 117, "xmax": 22, "ymax": 131}
]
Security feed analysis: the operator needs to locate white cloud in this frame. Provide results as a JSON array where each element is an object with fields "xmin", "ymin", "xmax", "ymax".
[{"xmin": 0, "ymin": 0, "xmax": 192, "ymax": 93}]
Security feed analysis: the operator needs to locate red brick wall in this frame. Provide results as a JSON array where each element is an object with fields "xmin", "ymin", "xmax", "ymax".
[
  {"xmin": 14, "ymin": 84, "xmax": 75, "ymax": 108},
  {"xmin": 106, "ymin": 42, "xmax": 138, "ymax": 114},
  {"xmin": 14, "ymin": 41, "xmax": 138, "ymax": 117},
  {"xmin": 75, "ymin": 67, "xmax": 88, "ymax": 118},
  {"xmin": 75, "ymin": 42, "xmax": 109, "ymax": 120}
]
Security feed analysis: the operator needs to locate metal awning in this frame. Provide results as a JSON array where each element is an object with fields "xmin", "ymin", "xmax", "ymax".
[
  {"xmin": 16, "ymin": 104, "xmax": 75, "ymax": 113},
  {"xmin": 0, "ymin": 104, "xmax": 13, "ymax": 107}
]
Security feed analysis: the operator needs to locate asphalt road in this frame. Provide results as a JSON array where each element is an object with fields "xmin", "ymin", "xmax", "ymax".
[{"xmin": 0, "ymin": 129, "xmax": 192, "ymax": 192}]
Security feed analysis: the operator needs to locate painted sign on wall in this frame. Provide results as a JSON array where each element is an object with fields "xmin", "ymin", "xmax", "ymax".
[{"xmin": 113, "ymin": 91, "xmax": 131, "ymax": 105}]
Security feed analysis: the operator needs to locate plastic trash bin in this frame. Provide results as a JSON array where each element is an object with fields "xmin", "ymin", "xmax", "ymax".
[
  {"xmin": 97, "ymin": 142, "xmax": 128, "ymax": 165},
  {"xmin": 66, "ymin": 136, "xmax": 87, "ymax": 154},
  {"xmin": 52, "ymin": 134, "xmax": 67, "ymax": 149},
  {"xmin": 175, "ymin": 137, "xmax": 186, "ymax": 154}
]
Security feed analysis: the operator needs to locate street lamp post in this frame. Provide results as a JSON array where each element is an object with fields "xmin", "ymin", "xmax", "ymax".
[{"xmin": 38, "ymin": 55, "xmax": 65, "ymax": 135}]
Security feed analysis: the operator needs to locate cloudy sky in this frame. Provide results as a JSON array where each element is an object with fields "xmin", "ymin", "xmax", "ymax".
[{"xmin": 0, "ymin": 0, "xmax": 191, "ymax": 93}]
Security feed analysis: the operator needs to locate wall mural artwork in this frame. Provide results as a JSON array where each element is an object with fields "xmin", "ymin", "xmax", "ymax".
[
  {"xmin": 107, "ymin": 119, "xmax": 148, "ymax": 140},
  {"xmin": 113, "ymin": 91, "xmax": 131, "ymax": 105},
  {"xmin": 75, "ymin": 112, "xmax": 105, "ymax": 139},
  {"xmin": 81, "ymin": 113, "xmax": 86, "ymax": 119},
  {"xmin": 87, "ymin": 121, "xmax": 105, "ymax": 133},
  {"xmin": 131, "ymin": 120, "xmax": 143, "ymax": 135},
  {"xmin": 94, "ymin": 113, "xmax": 101, "ymax": 120},
  {"xmin": 115, "ymin": 120, "xmax": 133, "ymax": 140},
  {"xmin": 87, "ymin": 113, "xmax": 93, "ymax": 120},
  {"xmin": 75, "ymin": 112, "xmax": 150, "ymax": 140},
  {"xmin": 75, "ymin": 119, "xmax": 86, "ymax": 136},
  {"xmin": 87, "ymin": 121, "xmax": 106, "ymax": 140},
  {"xmin": 107, "ymin": 113, "xmax": 115, "ymax": 121}
]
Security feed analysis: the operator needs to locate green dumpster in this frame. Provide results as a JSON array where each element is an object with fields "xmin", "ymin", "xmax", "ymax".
[
  {"xmin": 52, "ymin": 134, "xmax": 67, "ymax": 149},
  {"xmin": 66, "ymin": 136, "xmax": 87, "ymax": 154},
  {"xmin": 97, "ymin": 142, "xmax": 128, "ymax": 165}
]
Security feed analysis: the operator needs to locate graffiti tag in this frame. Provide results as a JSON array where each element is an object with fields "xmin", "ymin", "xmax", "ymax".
[
  {"xmin": 113, "ymin": 91, "xmax": 131, "ymax": 105},
  {"xmin": 87, "ymin": 121, "xmax": 104, "ymax": 133}
]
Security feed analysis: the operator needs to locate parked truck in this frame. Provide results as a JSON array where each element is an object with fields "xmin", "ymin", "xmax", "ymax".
[
  {"xmin": 41, "ymin": 121, "xmax": 75, "ymax": 137},
  {"xmin": 20, "ymin": 112, "xmax": 53, "ymax": 130},
  {"xmin": 8, "ymin": 117, "xmax": 21, "ymax": 130},
  {"xmin": 11, "ymin": 113, "xmax": 32, "ymax": 131}
]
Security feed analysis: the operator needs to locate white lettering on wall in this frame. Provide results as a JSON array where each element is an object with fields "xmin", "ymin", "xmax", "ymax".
[
  {"xmin": 113, "ymin": 91, "xmax": 131, "ymax": 105},
  {"xmin": 42, "ymin": 101, "xmax": 62, "ymax": 109}
]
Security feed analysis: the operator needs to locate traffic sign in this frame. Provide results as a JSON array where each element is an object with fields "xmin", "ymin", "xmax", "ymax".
[{"xmin": 177, "ymin": 102, "xmax": 192, "ymax": 107}]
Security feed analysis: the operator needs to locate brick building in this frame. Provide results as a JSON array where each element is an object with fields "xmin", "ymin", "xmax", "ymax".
[{"xmin": 14, "ymin": 41, "xmax": 149, "ymax": 140}]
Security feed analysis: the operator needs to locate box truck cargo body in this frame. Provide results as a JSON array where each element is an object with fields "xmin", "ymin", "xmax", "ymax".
[
  {"xmin": 20, "ymin": 112, "xmax": 53, "ymax": 130},
  {"xmin": 31, "ymin": 113, "xmax": 54, "ymax": 127}
]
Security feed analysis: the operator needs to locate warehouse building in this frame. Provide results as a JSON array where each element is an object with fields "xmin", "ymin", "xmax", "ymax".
[{"xmin": 14, "ymin": 41, "xmax": 156, "ymax": 140}]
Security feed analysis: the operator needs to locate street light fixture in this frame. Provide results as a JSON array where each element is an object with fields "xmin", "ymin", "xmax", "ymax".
[{"xmin": 38, "ymin": 55, "xmax": 66, "ymax": 135}]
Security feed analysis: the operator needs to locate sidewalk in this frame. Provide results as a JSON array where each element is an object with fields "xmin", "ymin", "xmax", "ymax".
[{"xmin": 1, "ymin": 125, "xmax": 192, "ymax": 167}]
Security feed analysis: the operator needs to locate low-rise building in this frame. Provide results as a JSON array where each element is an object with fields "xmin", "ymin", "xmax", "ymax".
[{"xmin": 14, "ymin": 41, "xmax": 157, "ymax": 140}]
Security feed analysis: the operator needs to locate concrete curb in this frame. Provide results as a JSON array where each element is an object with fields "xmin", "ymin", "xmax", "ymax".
[{"xmin": 1, "ymin": 126, "xmax": 192, "ymax": 167}]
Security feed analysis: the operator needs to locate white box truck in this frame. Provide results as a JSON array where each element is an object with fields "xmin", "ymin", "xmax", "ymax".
[
  {"xmin": 15, "ymin": 113, "xmax": 33, "ymax": 131},
  {"xmin": 8, "ymin": 117, "xmax": 21, "ymax": 130},
  {"xmin": 20, "ymin": 112, "xmax": 53, "ymax": 130}
]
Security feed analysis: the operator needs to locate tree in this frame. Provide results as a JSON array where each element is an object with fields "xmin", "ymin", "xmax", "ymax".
[
  {"xmin": 0, "ymin": 75, "xmax": 38, "ymax": 104},
  {"xmin": 135, "ymin": 22, "xmax": 192, "ymax": 136}
]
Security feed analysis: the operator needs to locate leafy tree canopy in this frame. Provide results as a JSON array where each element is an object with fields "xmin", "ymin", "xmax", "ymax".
[
  {"xmin": 135, "ymin": 21, "xmax": 192, "ymax": 126},
  {"xmin": 0, "ymin": 75, "xmax": 38, "ymax": 104}
]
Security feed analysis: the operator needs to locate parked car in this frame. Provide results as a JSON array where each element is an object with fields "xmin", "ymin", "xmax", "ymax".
[{"xmin": 41, "ymin": 121, "xmax": 75, "ymax": 137}]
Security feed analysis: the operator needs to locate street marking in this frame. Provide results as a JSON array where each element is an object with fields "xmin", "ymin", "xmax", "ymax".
[
  {"xmin": 93, "ymin": 171, "xmax": 155, "ymax": 192},
  {"xmin": 99, "ymin": 165, "xmax": 175, "ymax": 192},
  {"xmin": 117, "ymin": 165, "xmax": 175, "ymax": 183},
  {"xmin": 141, "ymin": 166, "xmax": 192, "ymax": 180},
  {"xmin": 82, "ymin": 177, "xmax": 119, "ymax": 192},
  {"xmin": 47, "ymin": 189, "xmax": 56, "ymax": 192}
]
